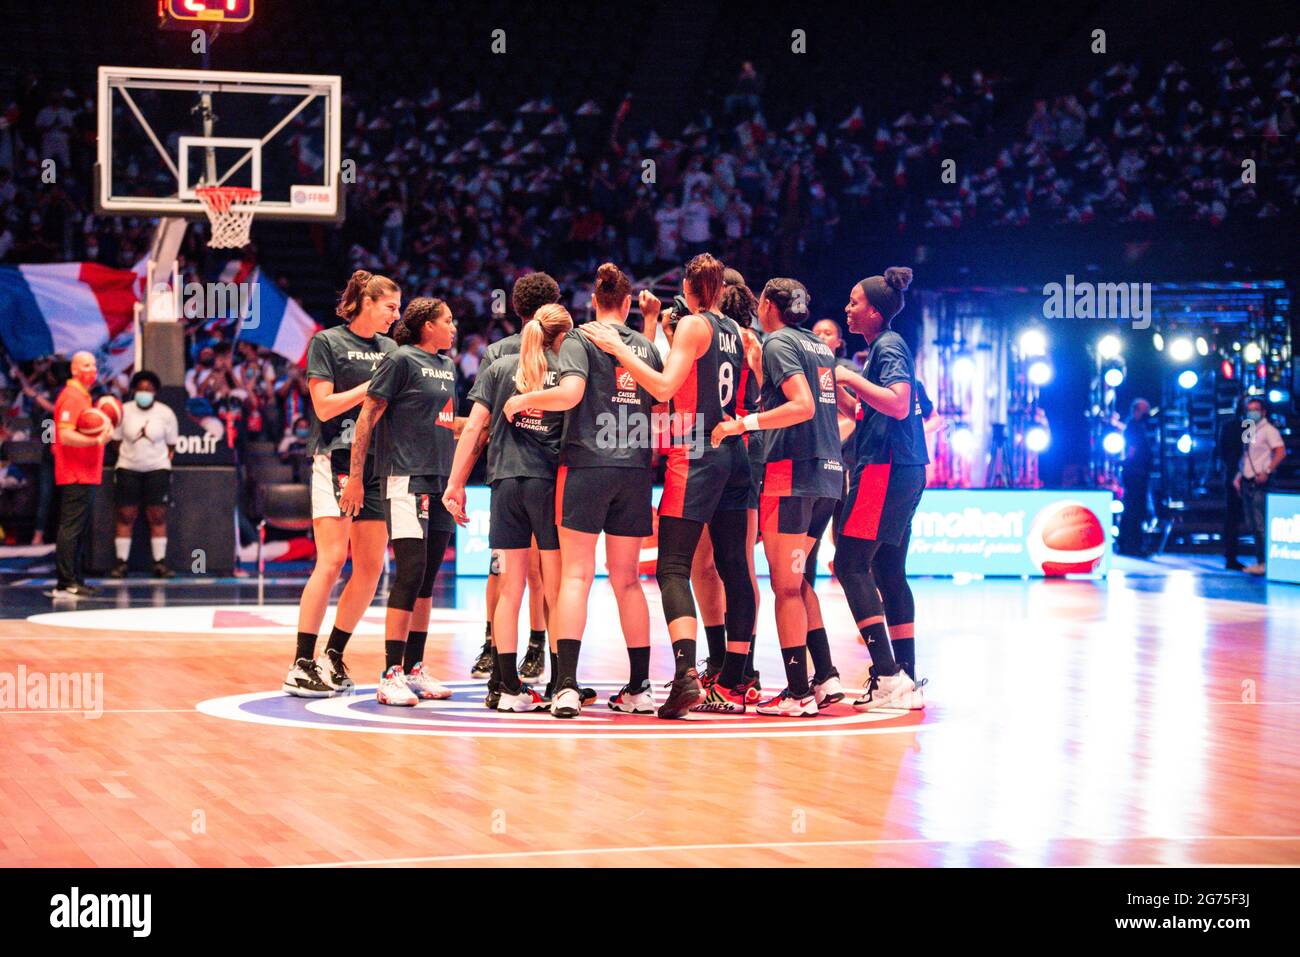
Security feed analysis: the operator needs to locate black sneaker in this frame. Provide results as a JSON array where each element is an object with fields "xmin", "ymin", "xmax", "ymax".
[
  {"xmin": 109, "ymin": 560, "xmax": 129, "ymax": 578},
  {"xmin": 319, "ymin": 648, "xmax": 354, "ymax": 693},
  {"xmin": 282, "ymin": 658, "xmax": 332, "ymax": 698},
  {"xmin": 579, "ymin": 686, "xmax": 597, "ymax": 706},
  {"xmin": 519, "ymin": 638, "xmax": 546, "ymax": 680},
  {"xmin": 152, "ymin": 560, "xmax": 174, "ymax": 579},
  {"xmin": 657, "ymin": 668, "xmax": 703, "ymax": 719},
  {"xmin": 471, "ymin": 641, "xmax": 493, "ymax": 679},
  {"xmin": 484, "ymin": 678, "xmax": 501, "ymax": 710},
  {"xmin": 48, "ymin": 582, "xmax": 99, "ymax": 598}
]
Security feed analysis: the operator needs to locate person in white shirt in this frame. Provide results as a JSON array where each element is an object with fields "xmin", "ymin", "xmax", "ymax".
[
  {"xmin": 1234, "ymin": 397, "xmax": 1286, "ymax": 575},
  {"xmin": 654, "ymin": 195, "xmax": 682, "ymax": 264},
  {"xmin": 110, "ymin": 371, "xmax": 179, "ymax": 578}
]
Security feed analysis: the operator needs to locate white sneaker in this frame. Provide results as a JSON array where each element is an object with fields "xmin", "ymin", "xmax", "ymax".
[
  {"xmin": 811, "ymin": 669, "xmax": 845, "ymax": 708},
  {"xmin": 551, "ymin": 686, "xmax": 582, "ymax": 718},
  {"xmin": 377, "ymin": 666, "xmax": 418, "ymax": 707},
  {"xmin": 405, "ymin": 662, "xmax": 452, "ymax": 700},
  {"xmin": 316, "ymin": 648, "xmax": 354, "ymax": 694},
  {"xmin": 892, "ymin": 677, "xmax": 927, "ymax": 710},
  {"xmin": 608, "ymin": 679, "xmax": 656, "ymax": 714},
  {"xmin": 282, "ymin": 658, "xmax": 333, "ymax": 698},
  {"xmin": 755, "ymin": 689, "xmax": 819, "ymax": 716},
  {"xmin": 497, "ymin": 684, "xmax": 546, "ymax": 712},
  {"xmin": 853, "ymin": 670, "xmax": 915, "ymax": 711}
]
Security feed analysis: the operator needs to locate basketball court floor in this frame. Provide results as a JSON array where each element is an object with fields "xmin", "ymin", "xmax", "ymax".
[{"xmin": 3, "ymin": 563, "xmax": 1298, "ymax": 868}]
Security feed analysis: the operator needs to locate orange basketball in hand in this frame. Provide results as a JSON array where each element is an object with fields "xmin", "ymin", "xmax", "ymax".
[
  {"xmin": 96, "ymin": 395, "xmax": 124, "ymax": 428},
  {"xmin": 75, "ymin": 407, "xmax": 111, "ymax": 438}
]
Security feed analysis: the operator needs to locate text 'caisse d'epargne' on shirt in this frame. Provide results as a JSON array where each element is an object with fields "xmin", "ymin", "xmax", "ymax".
[
  {"xmin": 854, "ymin": 330, "xmax": 929, "ymax": 468},
  {"xmin": 556, "ymin": 324, "xmax": 663, "ymax": 469},
  {"xmin": 760, "ymin": 325, "xmax": 844, "ymax": 492},
  {"xmin": 305, "ymin": 324, "xmax": 397, "ymax": 456},
  {"xmin": 467, "ymin": 352, "xmax": 564, "ymax": 484},
  {"xmin": 366, "ymin": 345, "xmax": 458, "ymax": 490},
  {"xmin": 669, "ymin": 310, "xmax": 746, "ymax": 445}
]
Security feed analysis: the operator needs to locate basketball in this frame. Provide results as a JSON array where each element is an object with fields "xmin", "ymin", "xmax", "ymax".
[
  {"xmin": 75, "ymin": 407, "xmax": 112, "ymax": 438},
  {"xmin": 1027, "ymin": 501, "xmax": 1107, "ymax": 576},
  {"xmin": 95, "ymin": 394, "xmax": 124, "ymax": 427}
]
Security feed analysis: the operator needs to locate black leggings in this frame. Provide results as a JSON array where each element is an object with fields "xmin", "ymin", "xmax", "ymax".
[
  {"xmin": 656, "ymin": 510, "xmax": 755, "ymax": 648},
  {"xmin": 388, "ymin": 529, "xmax": 453, "ymax": 612},
  {"xmin": 873, "ymin": 525, "xmax": 914, "ymax": 626}
]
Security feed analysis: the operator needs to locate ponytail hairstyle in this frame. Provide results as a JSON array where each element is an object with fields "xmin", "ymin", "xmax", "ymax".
[
  {"xmin": 515, "ymin": 303, "xmax": 573, "ymax": 394},
  {"xmin": 761, "ymin": 278, "xmax": 811, "ymax": 327},
  {"xmin": 593, "ymin": 262, "xmax": 631, "ymax": 311},
  {"xmin": 684, "ymin": 253, "xmax": 724, "ymax": 308},
  {"xmin": 719, "ymin": 282, "xmax": 758, "ymax": 329},
  {"xmin": 336, "ymin": 269, "xmax": 400, "ymax": 323},
  {"xmin": 393, "ymin": 297, "xmax": 448, "ymax": 346}
]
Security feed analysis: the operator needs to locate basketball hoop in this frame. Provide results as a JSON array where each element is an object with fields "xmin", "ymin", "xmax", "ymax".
[{"xmin": 196, "ymin": 186, "xmax": 261, "ymax": 248}]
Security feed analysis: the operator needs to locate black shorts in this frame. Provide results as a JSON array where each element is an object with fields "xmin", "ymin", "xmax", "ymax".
[
  {"xmin": 312, "ymin": 449, "xmax": 385, "ymax": 522},
  {"xmin": 659, "ymin": 438, "xmax": 750, "ymax": 523},
  {"xmin": 384, "ymin": 474, "xmax": 455, "ymax": 540},
  {"xmin": 761, "ymin": 456, "xmax": 845, "ymax": 500},
  {"xmin": 762, "ymin": 493, "xmax": 838, "ymax": 537},
  {"xmin": 838, "ymin": 462, "xmax": 926, "ymax": 546},
  {"xmin": 556, "ymin": 465, "xmax": 653, "ymax": 537},
  {"xmin": 490, "ymin": 476, "xmax": 559, "ymax": 550},
  {"xmin": 744, "ymin": 432, "xmax": 765, "ymax": 510},
  {"xmin": 115, "ymin": 468, "xmax": 170, "ymax": 508}
]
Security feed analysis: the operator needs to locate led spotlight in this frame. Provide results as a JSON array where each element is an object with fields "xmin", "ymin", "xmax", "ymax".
[
  {"xmin": 1097, "ymin": 335, "xmax": 1122, "ymax": 360},
  {"xmin": 1028, "ymin": 360, "xmax": 1053, "ymax": 386},
  {"xmin": 1178, "ymin": 370, "xmax": 1199, "ymax": 390},
  {"xmin": 1103, "ymin": 431, "xmax": 1125, "ymax": 455},
  {"xmin": 952, "ymin": 354, "xmax": 976, "ymax": 383},
  {"xmin": 1110, "ymin": 499, "xmax": 1124, "ymax": 514},
  {"xmin": 1104, "ymin": 367, "xmax": 1125, "ymax": 388},
  {"xmin": 1269, "ymin": 389, "xmax": 1287, "ymax": 404},
  {"xmin": 1243, "ymin": 342, "xmax": 1262, "ymax": 364},
  {"xmin": 1153, "ymin": 333, "xmax": 1164, "ymax": 352},
  {"xmin": 1195, "ymin": 337, "xmax": 1209, "ymax": 356},
  {"xmin": 1176, "ymin": 433, "xmax": 1193, "ymax": 455},
  {"xmin": 951, "ymin": 425, "xmax": 976, "ymax": 456},
  {"xmin": 1025, "ymin": 426, "xmax": 1050, "ymax": 452},
  {"xmin": 1169, "ymin": 338, "xmax": 1194, "ymax": 362},
  {"xmin": 1019, "ymin": 328, "xmax": 1048, "ymax": 357}
]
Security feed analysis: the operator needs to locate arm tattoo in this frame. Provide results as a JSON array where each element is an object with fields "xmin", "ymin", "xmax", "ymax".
[{"xmin": 349, "ymin": 396, "xmax": 387, "ymax": 478}]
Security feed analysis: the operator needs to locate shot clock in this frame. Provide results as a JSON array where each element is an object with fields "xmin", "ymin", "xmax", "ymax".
[{"xmin": 158, "ymin": 0, "xmax": 255, "ymax": 32}]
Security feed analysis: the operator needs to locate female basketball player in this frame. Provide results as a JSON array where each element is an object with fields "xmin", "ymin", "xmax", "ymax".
[
  {"xmin": 581, "ymin": 254, "xmax": 755, "ymax": 718},
  {"xmin": 832, "ymin": 267, "xmax": 925, "ymax": 710},
  {"xmin": 282, "ymin": 270, "xmax": 399, "ymax": 698},
  {"xmin": 502, "ymin": 263, "xmax": 659, "ymax": 718},
  {"xmin": 710, "ymin": 278, "xmax": 846, "ymax": 716},
  {"xmin": 443, "ymin": 304, "xmax": 573, "ymax": 712},
  {"xmin": 340, "ymin": 297, "xmax": 461, "ymax": 706}
]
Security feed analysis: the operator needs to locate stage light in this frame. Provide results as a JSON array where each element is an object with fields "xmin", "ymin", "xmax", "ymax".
[
  {"xmin": 951, "ymin": 424, "xmax": 976, "ymax": 456},
  {"xmin": 1169, "ymin": 338, "xmax": 1194, "ymax": 362},
  {"xmin": 1221, "ymin": 359, "xmax": 1234, "ymax": 379},
  {"xmin": 1110, "ymin": 499, "xmax": 1124, "ymax": 514},
  {"xmin": 1103, "ymin": 431, "xmax": 1125, "ymax": 455},
  {"xmin": 1019, "ymin": 328, "xmax": 1047, "ymax": 357},
  {"xmin": 1196, "ymin": 337, "xmax": 1209, "ymax": 356},
  {"xmin": 1025, "ymin": 426, "xmax": 1050, "ymax": 452},
  {"xmin": 1028, "ymin": 360, "xmax": 1053, "ymax": 386},
  {"xmin": 1269, "ymin": 389, "xmax": 1287, "ymax": 404},
  {"xmin": 1232, "ymin": 341, "xmax": 1241, "ymax": 352},
  {"xmin": 1178, "ymin": 370, "xmax": 1199, "ymax": 390},
  {"xmin": 1097, "ymin": 335, "xmax": 1122, "ymax": 360},
  {"xmin": 1177, "ymin": 433, "xmax": 1193, "ymax": 455},
  {"xmin": 1104, "ymin": 367, "xmax": 1124, "ymax": 388},
  {"xmin": 1153, "ymin": 333, "xmax": 1164, "ymax": 352},
  {"xmin": 1243, "ymin": 342, "xmax": 1262, "ymax": 364},
  {"xmin": 952, "ymin": 354, "xmax": 976, "ymax": 384}
]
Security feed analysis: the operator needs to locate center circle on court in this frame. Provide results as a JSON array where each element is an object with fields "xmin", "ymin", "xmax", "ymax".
[{"xmin": 196, "ymin": 680, "xmax": 928, "ymax": 739}]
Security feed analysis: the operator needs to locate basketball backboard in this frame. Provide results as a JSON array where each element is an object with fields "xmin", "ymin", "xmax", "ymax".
[{"xmin": 96, "ymin": 65, "xmax": 343, "ymax": 222}]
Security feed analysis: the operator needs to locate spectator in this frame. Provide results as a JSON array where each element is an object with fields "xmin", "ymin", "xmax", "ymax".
[{"xmin": 109, "ymin": 370, "xmax": 178, "ymax": 579}]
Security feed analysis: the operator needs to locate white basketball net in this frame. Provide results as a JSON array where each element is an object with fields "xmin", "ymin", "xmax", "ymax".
[{"xmin": 196, "ymin": 186, "xmax": 261, "ymax": 248}]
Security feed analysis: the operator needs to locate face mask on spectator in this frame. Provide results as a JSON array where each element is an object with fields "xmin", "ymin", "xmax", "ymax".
[
  {"xmin": 294, "ymin": 427, "xmax": 309, "ymax": 439},
  {"xmin": 135, "ymin": 391, "xmax": 155, "ymax": 409}
]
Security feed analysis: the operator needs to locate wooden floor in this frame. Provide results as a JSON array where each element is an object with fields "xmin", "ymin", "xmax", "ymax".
[{"xmin": 3, "ymin": 570, "xmax": 1299, "ymax": 868}]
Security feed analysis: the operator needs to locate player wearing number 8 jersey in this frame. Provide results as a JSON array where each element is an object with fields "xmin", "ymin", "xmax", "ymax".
[{"xmin": 582, "ymin": 254, "xmax": 756, "ymax": 718}]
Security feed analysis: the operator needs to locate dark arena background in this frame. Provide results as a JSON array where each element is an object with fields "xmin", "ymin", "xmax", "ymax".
[{"xmin": 0, "ymin": 0, "xmax": 1296, "ymax": 932}]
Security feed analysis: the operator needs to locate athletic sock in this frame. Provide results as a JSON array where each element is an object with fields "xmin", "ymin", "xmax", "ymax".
[
  {"xmin": 627, "ymin": 646, "xmax": 650, "ymax": 688},
  {"xmin": 326, "ymin": 626, "xmax": 352, "ymax": 655},
  {"xmin": 556, "ymin": 639, "xmax": 581, "ymax": 688},
  {"xmin": 806, "ymin": 627, "xmax": 833, "ymax": 683},
  {"xmin": 549, "ymin": 651, "xmax": 559, "ymax": 683},
  {"xmin": 780, "ymin": 644, "xmax": 810, "ymax": 696},
  {"xmin": 703, "ymin": 624, "xmax": 726, "ymax": 670},
  {"xmin": 384, "ymin": 640, "xmax": 405, "ymax": 672},
  {"xmin": 295, "ymin": 631, "xmax": 317, "ymax": 662},
  {"xmin": 719, "ymin": 645, "xmax": 749, "ymax": 687},
  {"xmin": 150, "ymin": 536, "xmax": 167, "ymax": 562},
  {"xmin": 484, "ymin": 621, "xmax": 492, "ymax": 639},
  {"xmin": 744, "ymin": 636, "xmax": 757, "ymax": 678},
  {"xmin": 528, "ymin": 629, "xmax": 546, "ymax": 646},
  {"xmin": 891, "ymin": 638, "xmax": 915, "ymax": 677},
  {"xmin": 860, "ymin": 621, "xmax": 898, "ymax": 677},
  {"xmin": 496, "ymin": 651, "xmax": 521, "ymax": 693},
  {"xmin": 403, "ymin": 630, "xmax": 428, "ymax": 673},
  {"xmin": 671, "ymin": 638, "xmax": 697, "ymax": 678},
  {"xmin": 114, "ymin": 537, "xmax": 130, "ymax": 562}
]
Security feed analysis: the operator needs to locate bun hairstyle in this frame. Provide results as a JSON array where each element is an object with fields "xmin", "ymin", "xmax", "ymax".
[
  {"xmin": 719, "ymin": 282, "xmax": 758, "ymax": 329},
  {"xmin": 511, "ymin": 271, "xmax": 562, "ymax": 321},
  {"xmin": 857, "ymin": 266, "xmax": 914, "ymax": 324},
  {"xmin": 515, "ymin": 303, "xmax": 573, "ymax": 394},
  {"xmin": 761, "ymin": 278, "xmax": 811, "ymax": 327},
  {"xmin": 393, "ymin": 297, "xmax": 448, "ymax": 346},
  {"xmin": 593, "ymin": 262, "xmax": 632, "ymax": 311},
  {"xmin": 336, "ymin": 269, "xmax": 399, "ymax": 322},
  {"xmin": 722, "ymin": 266, "xmax": 746, "ymax": 288},
  {"xmin": 685, "ymin": 253, "xmax": 724, "ymax": 308}
]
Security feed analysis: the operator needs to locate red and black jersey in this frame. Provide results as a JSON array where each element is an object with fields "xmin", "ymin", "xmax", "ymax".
[{"xmin": 667, "ymin": 310, "xmax": 745, "ymax": 445}]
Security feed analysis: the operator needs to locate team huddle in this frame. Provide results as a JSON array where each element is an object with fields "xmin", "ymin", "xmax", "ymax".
[{"xmin": 280, "ymin": 254, "xmax": 928, "ymax": 719}]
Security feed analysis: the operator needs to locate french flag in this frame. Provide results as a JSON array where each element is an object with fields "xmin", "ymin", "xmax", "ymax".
[
  {"xmin": 0, "ymin": 263, "xmax": 139, "ymax": 361},
  {"xmin": 236, "ymin": 268, "xmax": 321, "ymax": 365}
]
